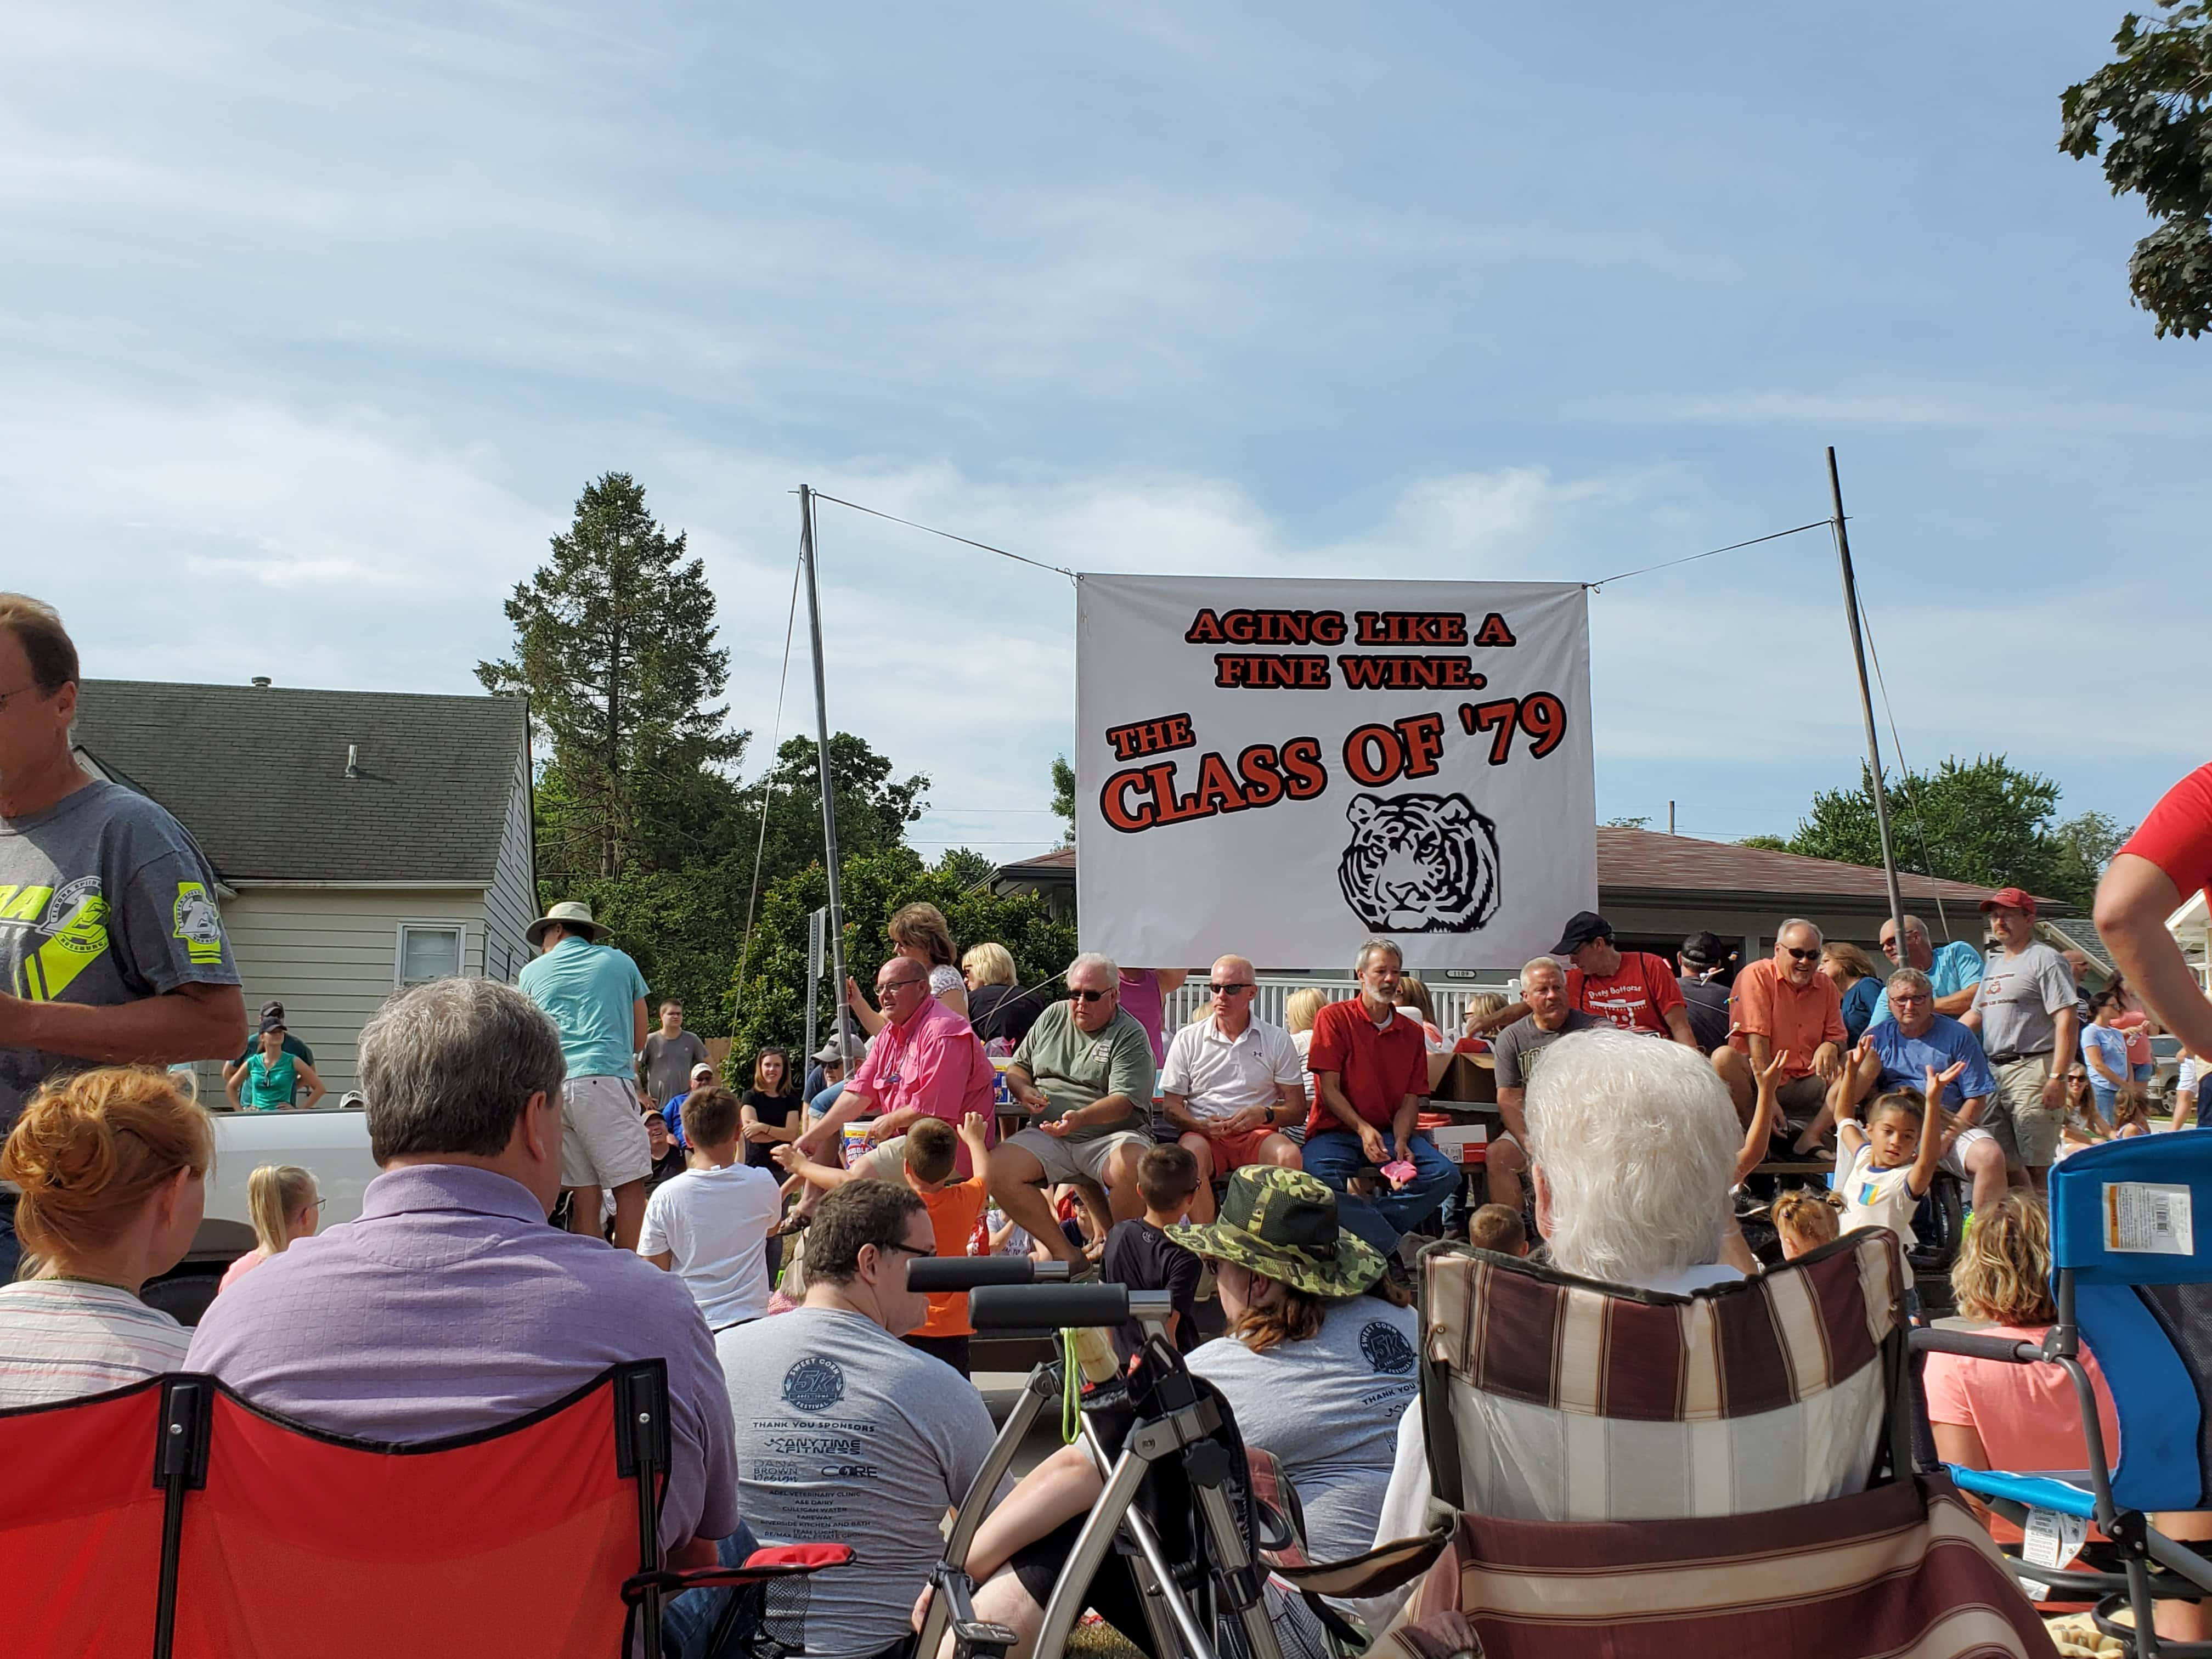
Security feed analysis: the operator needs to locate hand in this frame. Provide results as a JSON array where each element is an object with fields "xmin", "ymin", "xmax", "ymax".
[
  {"xmin": 1923, "ymin": 1060, "xmax": 1966, "ymax": 1105},
  {"xmin": 794, "ymin": 1123, "xmax": 834, "ymax": 1161},
  {"xmin": 960, "ymin": 1110, "xmax": 991, "ymax": 1142},
  {"xmin": 1357, "ymin": 1124, "xmax": 1389, "ymax": 1165},
  {"xmin": 844, "ymin": 975, "xmax": 867, "ymax": 1011},
  {"xmin": 1221, "ymin": 1105, "xmax": 1266, "ymax": 1136},
  {"xmin": 1812, "ymin": 1042, "xmax": 1843, "ymax": 1084},
  {"xmin": 1753, "ymin": 1049, "xmax": 1790, "ymax": 1093},
  {"xmin": 2041, "ymin": 1070, "xmax": 2066, "ymax": 1110},
  {"xmin": 743, "ymin": 1121, "xmax": 777, "ymax": 1143},
  {"xmin": 1037, "ymin": 1116, "xmax": 1073, "ymax": 1138},
  {"xmin": 1393, "ymin": 1136, "xmax": 1413, "ymax": 1165},
  {"xmin": 770, "ymin": 1143, "xmax": 801, "ymax": 1171},
  {"xmin": 911, "ymin": 1584, "xmax": 933, "ymax": 1634},
  {"xmin": 1014, "ymin": 1082, "xmax": 1052, "ymax": 1113}
]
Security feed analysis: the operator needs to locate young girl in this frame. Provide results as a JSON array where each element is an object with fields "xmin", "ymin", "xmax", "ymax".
[
  {"xmin": 1772, "ymin": 1189, "xmax": 1842, "ymax": 1260},
  {"xmin": 218, "ymin": 1164, "xmax": 320, "ymax": 1293},
  {"xmin": 1836, "ymin": 1062, "xmax": 1958, "ymax": 1250},
  {"xmin": 2110, "ymin": 1081, "xmax": 2154, "ymax": 1139}
]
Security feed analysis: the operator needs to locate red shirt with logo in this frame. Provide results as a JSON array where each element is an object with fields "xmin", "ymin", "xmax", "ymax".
[
  {"xmin": 2120, "ymin": 763, "xmax": 2212, "ymax": 906},
  {"xmin": 1566, "ymin": 952, "xmax": 1686, "ymax": 1037},
  {"xmin": 1304, "ymin": 997, "xmax": 1430, "ymax": 1137}
]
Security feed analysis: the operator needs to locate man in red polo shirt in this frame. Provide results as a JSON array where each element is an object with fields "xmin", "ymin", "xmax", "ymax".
[
  {"xmin": 1301, "ymin": 938, "xmax": 1459, "ymax": 1256},
  {"xmin": 1714, "ymin": 918, "xmax": 1848, "ymax": 1152}
]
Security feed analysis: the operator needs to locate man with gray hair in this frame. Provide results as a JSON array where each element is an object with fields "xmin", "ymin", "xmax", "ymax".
[
  {"xmin": 187, "ymin": 977, "xmax": 739, "ymax": 1571},
  {"xmin": 991, "ymin": 951, "xmax": 1159, "ymax": 1268},
  {"xmin": 1865, "ymin": 913, "xmax": 1984, "ymax": 1028},
  {"xmin": 1482, "ymin": 956, "xmax": 1606, "ymax": 1222},
  {"xmin": 1713, "ymin": 919, "xmax": 1847, "ymax": 1156}
]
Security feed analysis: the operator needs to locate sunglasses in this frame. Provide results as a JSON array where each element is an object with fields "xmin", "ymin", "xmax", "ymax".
[
  {"xmin": 1784, "ymin": 947, "xmax": 1821, "ymax": 963},
  {"xmin": 1068, "ymin": 988, "xmax": 1113, "ymax": 1003},
  {"xmin": 1209, "ymin": 982, "xmax": 1255, "ymax": 995}
]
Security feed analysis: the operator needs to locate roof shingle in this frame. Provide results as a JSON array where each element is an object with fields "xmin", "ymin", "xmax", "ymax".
[{"xmin": 72, "ymin": 680, "xmax": 528, "ymax": 886}]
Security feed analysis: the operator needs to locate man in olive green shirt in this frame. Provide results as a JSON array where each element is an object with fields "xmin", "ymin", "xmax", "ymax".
[{"xmin": 991, "ymin": 952, "xmax": 1159, "ymax": 1267}]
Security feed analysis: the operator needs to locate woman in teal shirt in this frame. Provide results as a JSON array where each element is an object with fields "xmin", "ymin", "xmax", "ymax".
[{"xmin": 226, "ymin": 1019, "xmax": 327, "ymax": 1112}]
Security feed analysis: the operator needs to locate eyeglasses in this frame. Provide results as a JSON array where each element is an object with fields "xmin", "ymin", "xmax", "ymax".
[
  {"xmin": 1209, "ymin": 982, "xmax": 1255, "ymax": 995},
  {"xmin": 1784, "ymin": 947, "xmax": 1821, "ymax": 963},
  {"xmin": 877, "ymin": 977, "xmax": 925, "ymax": 994},
  {"xmin": 1891, "ymin": 993, "xmax": 1928, "ymax": 1006},
  {"xmin": 877, "ymin": 1240, "xmax": 936, "ymax": 1260},
  {"xmin": 0, "ymin": 682, "xmax": 48, "ymax": 715},
  {"xmin": 1068, "ymin": 988, "xmax": 1113, "ymax": 1003}
]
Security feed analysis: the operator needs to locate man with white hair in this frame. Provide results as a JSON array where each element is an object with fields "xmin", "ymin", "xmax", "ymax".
[
  {"xmin": 1483, "ymin": 957, "xmax": 1603, "ymax": 1219},
  {"xmin": 990, "ymin": 952, "xmax": 1158, "ymax": 1269},
  {"xmin": 1361, "ymin": 1026, "xmax": 1743, "ymax": 1600}
]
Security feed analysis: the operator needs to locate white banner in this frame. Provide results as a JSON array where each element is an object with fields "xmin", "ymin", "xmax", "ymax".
[{"xmin": 1075, "ymin": 574, "xmax": 1596, "ymax": 972}]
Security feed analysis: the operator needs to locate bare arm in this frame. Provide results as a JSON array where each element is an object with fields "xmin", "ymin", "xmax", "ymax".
[
  {"xmin": 1390, "ymin": 1092, "xmax": 1421, "ymax": 1160},
  {"xmin": 2098, "ymin": 853, "xmax": 2212, "ymax": 1057},
  {"xmin": 772, "ymin": 1144, "xmax": 857, "ymax": 1192},
  {"xmin": 1317, "ymin": 1070, "xmax": 1389, "ymax": 1161},
  {"xmin": 1496, "ymin": 1084, "xmax": 1528, "ymax": 1144},
  {"xmin": 1160, "ymin": 1091, "xmax": 1206, "ymax": 1134},
  {"xmin": 1910, "ymin": 1063, "xmax": 1960, "ymax": 1198},
  {"xmin": 844, "ymin": 978, "xmax": 888, "ymax": 1037},
  {"xmin": 631, "ymin": 999, "xmax": 648, "ymax": 1054},
  {"xmin": 225, "ymin": 1063, "xmax": 246, "ymax": 1108},
  {"xmin": 2047, "ymin": 1008, "xmax": 2078, "ymax": 1108},
  {"xmin": 1472, "ymin": 1000, "xmax": 1528, "ymax": 1037},
  {"xmin": 295, "ymin": 1062, "xmax": 327, "ymax": 1109},
  {"xmin": 0, "ymin": 980, "xmax": 247, "ymax": 1069},
  {"xmin": 1736, "ymin": 1050, "xmax": 1786, "ymax": 1184},
  {"xmin": 644, "ymin": 1250, "xmax": 674, "ymax": 1271},
  {"xmin": 1664, "ymin": 1005, "xmax": 1699, "ymax": 1049},
  {"xmin": 1933, "ymin": 988, "xmax": 1977, "ymax": 1018},
  {"xmin": 935, "ymin": 983, "xmax": 969, "ymax": 1018}
]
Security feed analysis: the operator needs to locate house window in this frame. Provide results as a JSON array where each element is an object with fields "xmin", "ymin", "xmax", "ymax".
[{"xmin": 397, "ymin": 924, "xmax": 465, "ymax": 986}]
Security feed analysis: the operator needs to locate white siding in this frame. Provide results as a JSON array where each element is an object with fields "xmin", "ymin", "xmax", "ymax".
[
  {"xmin": 483, "ymin": 743, "xmax": 537, "ymax": 985},
  {"xmin": 218, "ymin": 887, "xmax": 489, "ymax": 1094}
]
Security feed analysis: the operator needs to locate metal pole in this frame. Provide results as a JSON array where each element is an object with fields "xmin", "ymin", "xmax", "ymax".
[
  {"xmin": 805, "ymin": 906, "xmax": 825, "ymax": 1071},
  {"xmin": 1828, "ymin": 447, "xmax": 1907, "ymax": 949},
  {"xmin": 799, "ymin": 486, "xmax": 853, "ymax": 1063},
  {"xmin": 1668, "ymin": 800, "xmax": 1675, "ymax": 836}
]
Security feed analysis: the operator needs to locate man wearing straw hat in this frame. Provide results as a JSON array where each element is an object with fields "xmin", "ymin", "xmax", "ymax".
[{"xmin": 518, "ymin": 899, "xmax": 652, "ymax": 1249}]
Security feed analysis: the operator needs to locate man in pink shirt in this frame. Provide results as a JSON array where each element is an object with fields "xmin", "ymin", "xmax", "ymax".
[{"xmin": 797, "ymin": 958, "xmax": 996, "ymax": 1176}]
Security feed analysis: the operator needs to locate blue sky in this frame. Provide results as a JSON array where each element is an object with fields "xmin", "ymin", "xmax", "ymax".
[{"xmin": 9, "ymin": 2, "xmax": 2206, "ymax": 865}]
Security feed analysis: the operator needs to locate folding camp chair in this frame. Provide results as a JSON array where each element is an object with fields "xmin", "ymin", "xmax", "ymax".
[
  {"xmin": 0, "ymin": 1360, "xmax": 849, "ymax": 1659},
  {"xmin": 1915, "ymin": 1129, "xmax": 2212, "ymax": 1657},
  {"xmin": 1272, "ymin": 1232, "xmax": 2055, "ymax": 1659}
]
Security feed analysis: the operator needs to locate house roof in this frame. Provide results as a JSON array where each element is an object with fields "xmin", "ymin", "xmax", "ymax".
[
  {"xmin": 996, "ymin": 829, "xmax": 2066, "ymax": 914},
  {"xmin": 2040, "ymin": 916, "xmax": 2114, "ymax": 973},
  {"xmin": 72, "ymin": 679, "xmax": 529, "ymax": 885}
]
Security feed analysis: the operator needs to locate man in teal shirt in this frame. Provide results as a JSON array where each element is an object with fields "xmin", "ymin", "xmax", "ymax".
[
  {"xmin": 517, "ymin": 900, "xmax": 652, "ymax": 1249},
  {"xmin": 1866, "ymin": 913, "xmax": 1985, "ymax": 1028}
]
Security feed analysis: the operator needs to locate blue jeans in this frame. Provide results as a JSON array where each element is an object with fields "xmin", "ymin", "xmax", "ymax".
[
  {"xmin": 810, "ymin": 1084, "xmax": 845, "ymax": 1119},
  {"xmin": 1299, "ymin": 1129, "xmax": 1460, "ymax": 1255},
  {"xmin": 662, "ymin": 1521, "xmax": 765, "ymax": 1659}
]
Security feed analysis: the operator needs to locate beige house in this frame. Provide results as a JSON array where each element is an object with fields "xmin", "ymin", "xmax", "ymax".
[{"xmin": 73, "ymin": 679, "xmax": 537, "ymax": 1096}]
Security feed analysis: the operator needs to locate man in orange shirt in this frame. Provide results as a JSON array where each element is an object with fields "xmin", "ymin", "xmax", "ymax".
[{"xmin": 1714, "ymin": 918, "xmax": 1848, "ymax": 1156}]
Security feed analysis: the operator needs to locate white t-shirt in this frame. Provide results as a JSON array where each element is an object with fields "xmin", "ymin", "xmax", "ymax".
[
  {"xmin": 639, "ymin": 1161, "xmax": 782, "ymax": 1328},
  {"xmin": 1838, "ymin": 1139, "xmax": 1921, "ymax": 1250},
  {"xmin": 1159, "ymin": 1015, "xmax": 1306, "ymax": 1122},
  {"xmin": 0, "ymin": 1279, "xmax": 193, "ymax": 1408},
  {"xmin": 928, "ymin": 963, "xmax": 963, "ymax": 997},
  {"xmin": 1291, "ymin": 1029, "xmax": 1317, "ymax": 1103}
]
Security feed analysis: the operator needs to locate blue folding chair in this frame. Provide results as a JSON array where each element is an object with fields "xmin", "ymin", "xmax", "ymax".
[{"xmin": 1914, "ymin": 1130, "xmax": 2212, "ymax": 1656}]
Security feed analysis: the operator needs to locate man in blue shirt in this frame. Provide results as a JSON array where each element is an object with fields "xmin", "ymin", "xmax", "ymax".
[
  {"xmin": 1865, "ymin": 913, "xmax": 1984, "ymax": 1028},
  {"xmin": 1843, "ymin": 966, "xmax": 2005, "ymax": 1214},
  {"xmin": 517, "ymin": 900, "xmax": 652, "ymax": 1249}
]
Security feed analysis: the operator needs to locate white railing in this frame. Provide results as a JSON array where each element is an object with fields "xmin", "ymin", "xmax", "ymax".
[{"xmin": 1161, "ymin": 975, "xmax": 1519, "ymax": 1038}]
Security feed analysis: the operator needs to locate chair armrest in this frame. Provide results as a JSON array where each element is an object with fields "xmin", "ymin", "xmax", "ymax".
[
  {"xmin": 1910, "ymin": 1328, "xmax": 2046, "ymax": 1364},
  {"xmin": 623, "ymin": 1543, "xmax": 855, "ymax": 1603},
  {"xmin": 1943, "ymin": 1465, "xmax": 2098, "ymax": 1520}
]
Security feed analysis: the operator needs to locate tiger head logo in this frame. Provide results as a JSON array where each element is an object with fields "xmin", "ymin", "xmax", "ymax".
[{"xmin": 1338, "ymin": 792, "xmax": 1502, "ymax": 934}]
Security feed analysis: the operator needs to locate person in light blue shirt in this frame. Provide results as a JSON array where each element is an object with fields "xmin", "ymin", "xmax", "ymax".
[
  {"xmin": 1866, "ymin": 915, "xmax": 1985, "ymax": 1028},
  {"xmin": 516, "ymin": 900, "xmax": 653, "ymax": 1249}
]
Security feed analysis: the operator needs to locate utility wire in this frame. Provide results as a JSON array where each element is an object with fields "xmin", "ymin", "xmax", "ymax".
[
  {"xmin": 732, "ymin": 549, "xmax": 806, "ymax": 1011},
  {"xmin": 808, "ymin": 490, "xmax": 1077, "ymax": 581},
  {"xmin": 1853, "ymin": 590, "xmax": 1953, "ymax": 944},
  {"xmin": 1587, "ymin": 520, "xmax": 1833, "ymax": 591}
]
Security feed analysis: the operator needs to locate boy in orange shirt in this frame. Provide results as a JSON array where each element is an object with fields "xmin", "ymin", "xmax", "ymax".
[{"xmin": 778, "ymin": 1109, "xmax": 991, "ymax": 1375}]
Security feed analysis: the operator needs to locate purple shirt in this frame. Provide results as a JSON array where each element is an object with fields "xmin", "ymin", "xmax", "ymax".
[{"xmin": 185, "ymin": 1164, "xmax": 738, "ymax": 1549}]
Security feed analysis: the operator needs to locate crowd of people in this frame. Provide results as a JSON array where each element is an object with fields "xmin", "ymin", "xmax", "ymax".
[{"xmin": 5, "ymin": 584, "xmax": 2212, "ymax": 1655}]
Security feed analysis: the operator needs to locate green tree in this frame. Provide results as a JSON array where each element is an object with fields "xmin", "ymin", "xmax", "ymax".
[
  {"xmin": 1738, "ymin": 834, "xmax": 1791, "ymax": 852},
  {"xmin": 752, "ymin": 733, "xmax": 930, "ymax": 884},
  {"xmin": 478, "ymin": 472, "xmax": 747, "ymax": 882},
  {"xmin": 2062, "ymin": 3, "xmax": 2212, "ymax": 338},
  {"xmin": 1602, "ymin": 814, "xmax": 1652, "ymax": 830},
  {"xmin": 1781, "ymin": 755, "xmax": 2130, "ymax": 910},
  {"xmin": 1049, "ymin": 756, "xmax": 1076, "ymax": 846},
  {"xmin": 727, "ymin": 845, "xmax": 1075, "ymax": 1056}
]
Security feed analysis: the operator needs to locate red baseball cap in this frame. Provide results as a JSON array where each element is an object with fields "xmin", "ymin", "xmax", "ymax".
[{"xmin": 1979, "ymin": 886, "xmax": 2037, "ymax": 916}]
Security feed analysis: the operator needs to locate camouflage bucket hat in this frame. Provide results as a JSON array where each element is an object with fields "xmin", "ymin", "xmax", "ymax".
[{"xmin": 1167, "ymin": 1166, "xmax": 1386, "ymax": 1299}]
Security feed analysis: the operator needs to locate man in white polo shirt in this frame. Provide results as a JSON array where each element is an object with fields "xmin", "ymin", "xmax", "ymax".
[{"xmin": 1160, "ymin": 953, "xmax": 1306, "ymax": 1224}]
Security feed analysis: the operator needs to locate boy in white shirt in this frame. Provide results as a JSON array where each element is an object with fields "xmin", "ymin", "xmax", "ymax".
[{"xmin": 640, "ymin": 1085, "xmax": 782, "ymax": 1331}]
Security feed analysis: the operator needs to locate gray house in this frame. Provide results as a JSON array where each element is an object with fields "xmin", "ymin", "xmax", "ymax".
[{"xmin": 72, "ymin": 679, "xmax": 537, "ymax": 1096}]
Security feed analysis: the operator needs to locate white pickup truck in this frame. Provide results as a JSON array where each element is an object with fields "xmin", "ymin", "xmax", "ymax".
[{"xmin": 144, "ymin": 1103, "xmax": 382, "ymax": 1324}]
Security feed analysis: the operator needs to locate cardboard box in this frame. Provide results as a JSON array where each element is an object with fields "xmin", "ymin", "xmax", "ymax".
[
  {"xmin": 1427, "ymin": 1122, "xmax": 1489, "ymax": 1166},
  {"xmin": 1430, "ymin": 1053, "xmax": 1497, "ymax": 1104}
]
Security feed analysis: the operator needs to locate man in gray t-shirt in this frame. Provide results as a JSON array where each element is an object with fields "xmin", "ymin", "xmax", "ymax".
[
  {"xmin": 1482, "ymin": 957, "xmax": 1604, "ymax": 1215},
  {"xmin": 640, "ymin": 1000, "xmax": 709, "ymax": 1105},
  {"xmin": 699, "ymin": 1184, "xmax": 1006, "ymax": 1659},
  {"xmin": 1961, "ymin": 887, "xmax": 2078, "ymax": 1187}
]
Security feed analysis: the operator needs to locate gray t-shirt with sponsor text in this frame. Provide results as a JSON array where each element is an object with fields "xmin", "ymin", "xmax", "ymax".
[
  {"xmin": 1185, "ymin": 1295, "xmax": 1420, "ymax": 1563},
  {"xmin": 1488, "ymin": 1009, "xmax": 1605, "ymax": 1092},
  {"xmin": 1, "ymin": 781, "xmax": 239, "ymax": 1134},
  {"xmin": 1969, "ymin": 942, "xmax": 2076, "ymax": 1060},
  {"xmin": 718, "ymin": 1307, "xmax": 1008, "ymax": 1659}
]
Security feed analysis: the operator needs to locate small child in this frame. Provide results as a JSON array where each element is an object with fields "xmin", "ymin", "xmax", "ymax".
[
  {"xmin": 1836, "ymin": 1062, "xmax": 1957, "ymax": 1250},
  {"xmin": 1771, "ymin": 1189, "xmax": 1842, "ymax": 1260},
  {"xmin": 1465, "ymin": 1201, "xmax": 1528, "ymax": 1257},
  {"xmin": 1102, "ymin": 1145, "xmax": 1205, "ymax": 1363},
  {"xmin": 776, "ymin": 1110, "xmax": 992, "ymax": 1375},
  {"xmin": 2111, "ymin": 1081, "xmax": 2154, "ymax": 1139}
]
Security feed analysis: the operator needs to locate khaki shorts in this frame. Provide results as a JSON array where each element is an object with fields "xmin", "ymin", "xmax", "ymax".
[
  {"xmin": 1003, "ymin": 1125, "xmax": 1150, "ymax": 1187},
  {"xmin": 560, "ymin": 1074, "xmax": 652, "ymax": 1190},
  {"xmin": 1985, "ymin": 1056, "xmax": 2066, "ymax": 1170}
]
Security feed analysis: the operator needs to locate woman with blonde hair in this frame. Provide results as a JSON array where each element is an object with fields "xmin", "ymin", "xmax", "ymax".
[
  {"xmin": 0, "ymin": 1067, "xmax": 211, "ymax": 1404},
  {"xmin": 217, "ymin": 1164, "xmax": 320, "ymax": 1294},
  {"xmin": 1457, "ymin": 991, "xmax": 1508, "ymax": 1054},
  {"xmin": 848, "ymin": 901, "xmax": 968, "ymax": 1034},
  {"xmin": 962, "ymin": 941, "xmax": 1046, "ymax": 1050},
  {"xmin": 1285, "ymin": 986, "xmax": 1328, "ymax": 1107}
]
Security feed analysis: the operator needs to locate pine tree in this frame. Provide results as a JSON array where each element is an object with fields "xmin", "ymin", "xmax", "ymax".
[{"xmin": 478, "ymin": 473, "xmax": 746, "ymax": 882}]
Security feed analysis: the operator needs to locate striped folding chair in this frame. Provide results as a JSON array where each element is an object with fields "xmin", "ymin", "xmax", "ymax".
[{"xmin": 1276, "ymin": 1232, "xmax": 2055, "ymax": 1658}]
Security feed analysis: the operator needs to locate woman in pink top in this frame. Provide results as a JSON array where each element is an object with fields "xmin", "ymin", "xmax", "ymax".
[
  {"xmin": 1922, "ymin": 1192, "xmax": 2119, "ymax": 1548},
  {"xmin": 1115, "ymin": 967, "xmax": 1187, "ymax": 1066},
  {"xmin": 217, "ymin": 1164, "xmax": 320, "ymax": 1293}
]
